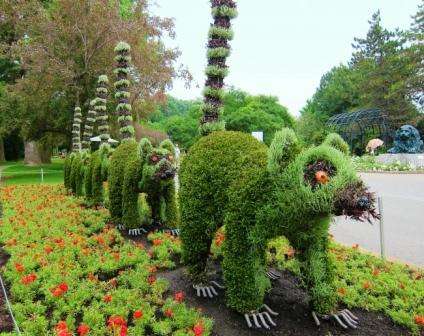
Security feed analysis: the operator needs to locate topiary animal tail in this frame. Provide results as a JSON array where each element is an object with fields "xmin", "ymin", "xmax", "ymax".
[
  {"xmin": 114, "ymin": 42, "xmax": 135, "ymax": 142},
  {"xmin": 199, "ymin": 0, "xmax": 238, "ymax": 135}
]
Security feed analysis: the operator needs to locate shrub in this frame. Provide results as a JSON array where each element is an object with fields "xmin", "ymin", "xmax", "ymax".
[
  {"xmin": 180, "ymin": 130, "xmax": 376, "ymax": 315},
  {"xmin": 109, "ymin": 141, "xmax": 138, "ymax": 222},
  {"xmin": 63, "ymin": 153, "xmax": 75, "ymax": 191},
  {"xmin": 323, "ymin": 133, "xmax": 350, "ymax": 155},
  {"xmin": 91, "ymin": 144, "xmax": 113, "ymax": 206},
  {"xmin": 122, "ymin": 138, "xmax": 179, "ymax": 229}
]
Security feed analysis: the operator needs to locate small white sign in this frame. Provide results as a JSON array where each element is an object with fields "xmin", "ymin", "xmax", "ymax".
[{"xmin": 251, "ymin": 131, "xmax": 264, "ymax": 142}]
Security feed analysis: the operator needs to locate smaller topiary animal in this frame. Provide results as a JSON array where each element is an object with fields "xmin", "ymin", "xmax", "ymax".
[
  {"xmin": 180, "ymin": 130, "xmax": 378, "ymax": 330},
  {"xmin": 109, "ymin": 138, "xmax": 178, "ymax": 235}
]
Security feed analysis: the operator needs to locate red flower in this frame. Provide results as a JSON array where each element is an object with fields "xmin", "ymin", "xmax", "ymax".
[
  {"xmin": 14, "ymin": 263, "xmax": 25, "ymax": 273},
  {"xmin": 152, "ymin": 239, "xmax": 163, "ymax": 246},
  {"xmin": 77, "ymin": 323, "xmax": 90, "ymax": 336},
  {"xmin": 133, "ymin": 310, "xmax": 143, "ymax": 319},
  {"xmin": 174, "ymin": 291, "xmax": 184, "ymax": 303},
  {"xmin": 164, "ymin": 308, "xmax": 174, "ymax": 318},
  {"xmin": 415, "ymin": 315, "xmax": 424, "ymax": 326},
  {"xmin": 362, "ymin": 281, "xmax": 372, "ymax": 290},
  {"xmin": 52, "ymin": 287, "xmax": 64, "ymax": 297},
  {"xmin": 21, "ymin": 273, "xmax": 37, "ymax": 285},
  {"xmin": 103, "ymin": 294, "xmax": 112, "ymax": 303},
  {"xmin": 108, "ymin": 315, "xmax": 126, "ymax": 327},
  {"xmin": 57, "ymin": 330, "xmax": 72, "ymax": 336},
  {"xmin": 193, "ymin": 322, "xmax": 205, "ymax": 336},
  {"xmin": 148, "ymin": 275, "xmax": 156, "ymax": 284},
  {"xmin": 55, "ymin": 321, "xmax": 68, "ymax": 331},
  {"xmin": 44, "ymin": 245, "xmax": 53, "ymax": 254},
  {"xmin": 120, "ymin": 324, "xmax": 128, "ymax": 336},
  {"xmin": 59, "ymin": 282, "xmax": 69, "ymax": 292}
]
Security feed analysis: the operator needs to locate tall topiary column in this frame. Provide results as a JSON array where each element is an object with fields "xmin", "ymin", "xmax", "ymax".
[
  {"xmin": 72, "ymin": 107, "xmax": 82, "ymax": 152},
  {"xmin": 199, "ymin": 0, "xmax": 238, "ymax": 135},
  {"xmin": 95, "ymin": 75, "xmax": 110, "ymax": 144},
  {"xmin": 114, "ymin": 41, "xmax": 135, "ymax": 142},
  {"xmin": 82, "ymin": 99, "xmax": 97, "ymax": 150}
]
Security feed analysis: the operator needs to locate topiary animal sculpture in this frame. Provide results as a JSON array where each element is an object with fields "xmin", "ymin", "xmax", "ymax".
[
  {"xmin": 109, "ymin": 138, "xmax": 179, "ymax": 235},
  {"xmin": 388, "ymin": 125, "xmax": 424, "ymax": 154},
  {"xmin": 180, "ymin": 130, "xmax": 378, "ymax": 330}
]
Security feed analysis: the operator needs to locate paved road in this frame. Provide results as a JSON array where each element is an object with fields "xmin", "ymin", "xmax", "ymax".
[{"xmin": 330, "ymin": 173, "xmax": 424, "ymax": 267}]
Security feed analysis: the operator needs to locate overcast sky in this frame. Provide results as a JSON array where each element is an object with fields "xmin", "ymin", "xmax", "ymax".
[{"xmin": 153, "ymin": 0, "xmax": 421, "ymax": 117}]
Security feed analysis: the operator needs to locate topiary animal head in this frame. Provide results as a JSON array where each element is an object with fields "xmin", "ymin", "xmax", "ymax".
[
  {"xmin": 270, "ymin": 129, "xmax": 378, "ymax": 223},
  {"xmin": 139, "ymin": 138, "xmax": 176, "ymax": 185}
]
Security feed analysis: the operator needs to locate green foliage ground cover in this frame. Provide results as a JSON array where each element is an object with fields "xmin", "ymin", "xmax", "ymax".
[
  {"xmin": 352, "ymin": 155, "xmax": 424, "ymax": 172},
  {"xmin": 0, "ymin": 185, "xmax": 212, "ymax": 335},
  {"xmin": 268, "ymin": 237, "xmax": 424, "ymax": 334}
]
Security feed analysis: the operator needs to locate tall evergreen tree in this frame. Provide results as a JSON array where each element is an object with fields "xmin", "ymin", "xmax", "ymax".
[
  {"xmin": 95, "ymin": 75, "xmax": 110, "ymax": 144},
  {"xmin": 114, "ymin": 41, "xmax": 135, "ymax": 142},
  {"xmin": 71, "ymin": 107, "xmax": 82, "ymax": 152},
  {"xmin": 351, "ymin": 11, "xmax": 418, "ymax": 126},
  {"xmin": 199, "ymin": 0, "xmax": 238, "ymax": 135}
]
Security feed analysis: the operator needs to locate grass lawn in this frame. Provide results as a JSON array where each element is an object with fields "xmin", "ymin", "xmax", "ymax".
[{"xmin": 0, "ymin": 158, "xmax": 64, "ymax": 185}]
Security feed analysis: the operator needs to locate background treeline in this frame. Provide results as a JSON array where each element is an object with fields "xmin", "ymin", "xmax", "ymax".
[
  {"xmin": 298, "ymin": 8, "xmax": 423, "ymax": 146},
  {"xmin": 146, "ymin": 90, "xmax": 294, "ymax": 149}
]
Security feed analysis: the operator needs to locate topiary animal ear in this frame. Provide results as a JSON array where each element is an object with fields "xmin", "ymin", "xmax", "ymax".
[
  {"xmin": 322, "ymin": 133, "xmax": 350, "ymax": 155},
  {"xmin": 138, "ymin": 138, "xmax": 153, "ymax": 160},
  {"xmin": 159, "ymin": 139, "xmax": 175, "ymax": 155},
  {"xmin": 267, "ymin": 128, "xmax": 301, "ymax": 175}
]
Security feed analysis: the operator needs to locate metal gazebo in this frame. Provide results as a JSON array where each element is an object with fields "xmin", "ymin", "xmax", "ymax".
[{"xmin": 327, "ymin": 108, "xmax": 392, "ymax": 154}]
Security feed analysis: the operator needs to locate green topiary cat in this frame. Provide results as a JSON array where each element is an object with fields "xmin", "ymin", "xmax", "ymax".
[
  {"xmin": 180, "ymin": 130, "xmax": 377, "ymax": 329},
  {"xmin": 109, "ymin": 138, "xmax": 179, "ymax": 233}
]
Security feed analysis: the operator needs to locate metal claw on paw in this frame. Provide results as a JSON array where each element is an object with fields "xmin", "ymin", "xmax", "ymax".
[
  {"xmin": 266, "ymin": 269, "xmax": 281, "ymax": 280},
  {"xmin": 244, "ymin": 304, "xmax": 279, "ymax": 329},
  {"xmin": 161, "ymin": 228, "xmax": 180, "ymax": 236},
  {"xmin": 116, "ymin": 224, "xmax": 125, "ymax": 230},
  {"xmin": 312, "ymin": 309, "xmax": 359, "ymax": 329},
  {"xmin": 128, "ymin": 227, "xmax": 148, "ymax": 236},
  {"xmin": 193, "ymin": 281, "xmax": 224, "ymax": 298}
]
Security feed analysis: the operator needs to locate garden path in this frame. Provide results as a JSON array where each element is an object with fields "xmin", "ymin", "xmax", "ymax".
[{"xmin": 331, "ymin": 173, "xmax": 424, "ymax": 267}]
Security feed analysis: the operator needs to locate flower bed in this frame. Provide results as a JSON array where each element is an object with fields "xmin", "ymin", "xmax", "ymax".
[
  {"xmin": 352, "ymin": 155, "xmax": 424, "ymax": 172},
  {"xmin": 268, "ymin": 237, "xmax": 424, "ymax": 334},
  {"xmin": 0, "ymin": 185, "xmax": 212, "ymax": 335}
]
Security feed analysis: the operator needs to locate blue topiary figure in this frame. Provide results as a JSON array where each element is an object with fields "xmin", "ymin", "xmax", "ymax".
[
  {"xmin": 388, "ymin": 125, "xmax": 424, "ymax": 154},
  {"xmin": 180, "ymin": 129, "xmax": 378, "ymax": 330}
]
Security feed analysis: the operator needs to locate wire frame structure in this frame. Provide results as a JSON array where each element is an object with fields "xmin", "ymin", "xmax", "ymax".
[{"xmin": 327, "ymin": 108, "xmax": 392, "ymax": 153}]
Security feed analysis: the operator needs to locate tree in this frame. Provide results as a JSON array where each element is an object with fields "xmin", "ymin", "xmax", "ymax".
[
  {"xmin": 199, "ymin": 0, "xmax": 238, "ymax": 134},
  {"xmin": 352, "ymin": 11, "xmax": 420, "ymax": 126},
  {"xmin": 225, "ymin": 95, "xmax": 295, "ymax": 144},
  {"xmin": 407, "ymin": 1, "xmax": 424, "ymax": 111},
  {"xmin": 0, "ymin": 0, "xmax": 183, "ymax": 160}
]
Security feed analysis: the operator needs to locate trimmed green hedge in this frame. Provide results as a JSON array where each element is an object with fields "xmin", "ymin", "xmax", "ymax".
[
  {"xmin": 109, "ymin": 140, "xmax": 138, "ymax": 222},
  {"xmin": 180, "ymin": 129, "xmax": 366, "ymax": 315},
  {"xmin": 323, "ymin": 133, "xmax": 350, "ymax": 155}
]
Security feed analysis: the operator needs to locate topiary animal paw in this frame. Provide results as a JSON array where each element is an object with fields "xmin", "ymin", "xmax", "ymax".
[
  {"xmin": 312, "ymin": 309, "xmax": 359, "ymax": 329},
  {"xmin": 160, "ymin": 228, "xmax": 180, "ymax": 236},
  {"xmin": 244, "ymin": 304, "xmax": 279, "ymax": 329},
  {"xmin": 128, "ymin": 227, "xmax": 148, "ymax": 236},
  {"xmin": 193, "ymin": 281, "xmax": 224, "ymax": 298},
  {"xmin": 266, "ymin": 268, "xmax": 281, "ymax": 280}
]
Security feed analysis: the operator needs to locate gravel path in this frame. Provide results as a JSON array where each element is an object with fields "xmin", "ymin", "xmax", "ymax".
[{"xmin": 331, "ymin": 173, "xmax": 424, "ymax": 267}]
